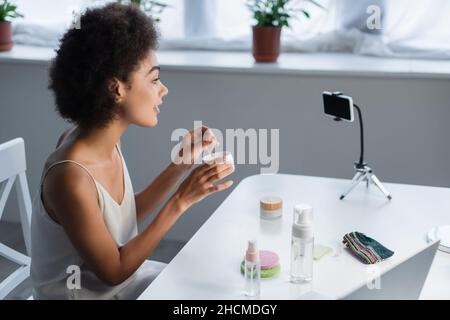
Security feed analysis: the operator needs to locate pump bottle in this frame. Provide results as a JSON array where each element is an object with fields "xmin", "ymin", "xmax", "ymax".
[{"xmin": 290, "ymin": 204, "xmax": 314, "ymax": 283}]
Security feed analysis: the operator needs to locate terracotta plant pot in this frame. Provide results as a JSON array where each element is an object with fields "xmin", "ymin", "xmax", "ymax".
[
  {"xmin": 252, "ymin": 26, "xmax": 281, "ymax": 63},
  {"xmin": 0, "ymin": 21, "xmax": 13, "ymax": 52}
]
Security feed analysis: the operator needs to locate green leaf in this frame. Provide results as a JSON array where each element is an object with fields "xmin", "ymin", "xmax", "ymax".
[
  {"xmin": 247, "ymin": 0, "xmax": 324, "ymax": 28},
  {"xmin": 0, "ymin": 0, "xmax": 24, "ymax": 21}
]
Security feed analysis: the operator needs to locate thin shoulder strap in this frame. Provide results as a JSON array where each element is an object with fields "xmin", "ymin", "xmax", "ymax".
[
  {"xmin": 39, "ymin": 160, "xmax": 99, "ymax": 202},
  {"xmin": 42, "ymin": 145, "xmax": 123, "ymax": 188},
  {"xmin": 39, "ymin": 160, "xmax": 103, "ymax": 213},
  {"xmin": 43, "ymin": 144, "xmax": 122, "ymax": 185},
  {"xmin": 115, "ymin": 144, "xmax": 124, "ymax": 161},
  {"xmin": 41, "ymin": 160, "xmax": 97, "ymax": 188},
  {"xmin": 115, "ymin": 143, "xmax": 128, "ymax": 175}
]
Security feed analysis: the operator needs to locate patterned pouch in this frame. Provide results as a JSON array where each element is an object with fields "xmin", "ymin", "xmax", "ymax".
[{"xmin": 343, "ymin": 231, "xmax": 394, "ymax": 264}]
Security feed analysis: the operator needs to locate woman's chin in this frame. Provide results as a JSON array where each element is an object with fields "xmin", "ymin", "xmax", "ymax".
[
  {"xmin": 146, "ymin": 119, "xmax": 158, "ymax": 128},
  {"xmin": 134, "ymin": 117, "xmax": 158, "ymax": 128}
]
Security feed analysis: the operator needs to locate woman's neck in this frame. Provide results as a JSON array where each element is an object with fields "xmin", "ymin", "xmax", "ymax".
[{"xmin": 75, "ymin": 120, "xmax": 128, "ymax": 161}]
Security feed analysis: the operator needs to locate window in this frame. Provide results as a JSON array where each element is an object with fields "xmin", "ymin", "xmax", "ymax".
[
  {"xmin": 11, "ymin": 0, "xmax": 450, "ymax": 59},
  {"xmin": 155, "ymin": 0, "xmax": 184, "ymax": 39},
  {"xmin": 14, "ymin": 0, "xmax": 183, "ymax": 41},
  {"xmin": 215, "ymin": 0, "xmax": 333, "ymax": 41},
  {"xmin": 216, "ymin": 0, "xmax": 251, "ymax": 40},
  {"xmin": 383, "ymin": 0, "xmax": 450, "ymax": 56},
  {"xmin": 14, "ymin": 0, "xmax": 84, "ymax": 26}
]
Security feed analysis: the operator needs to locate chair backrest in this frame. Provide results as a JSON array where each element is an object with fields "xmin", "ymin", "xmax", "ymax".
[
  {"xmin": 0, "ymin": 138, "xmax": 27, "ymax": 183},
  {"xmin": 0, "ymin": 138, "xmax": 33, "ymax": 299}
]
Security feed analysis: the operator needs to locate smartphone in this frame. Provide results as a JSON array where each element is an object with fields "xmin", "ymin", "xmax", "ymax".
[{"xmin": 322, "ymin": 91, "xmax": 354, "ymax": 122}]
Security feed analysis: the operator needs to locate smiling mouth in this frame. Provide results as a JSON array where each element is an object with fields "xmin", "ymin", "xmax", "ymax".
[{"xmin": 153, "ymin": 105, "xmax": 160, "ymax": 114}]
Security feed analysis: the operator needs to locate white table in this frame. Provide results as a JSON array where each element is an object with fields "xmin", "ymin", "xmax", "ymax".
[{"xmin": 139, "ymin": 174, "xmax": 450, "ymax": 299}]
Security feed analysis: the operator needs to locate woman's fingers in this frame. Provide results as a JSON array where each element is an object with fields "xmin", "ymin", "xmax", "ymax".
[
  {"xmin": 178, "ymin": 139, "xmax": 216, "ymax": 165},
  {"xmin": 182, "ymin": 126, "xmax": 218, "ymax": 163},
  {"xmin": 190, "ymin": 141, "xmax": 205, "ymax": 160},
  {"xmin": 175, "ymin": 156, "xmax": 234, "ymax": 210},
  {"xmin": 198, "ymin": 153, "xmax": 228, "ymax": 170},
  {"xmin": 191, "ymin": 126, "xmax": 214, "ymax": 144},
  {"xmin": 200, "ymin": 126, "xmax": 218, "ymax": 152},
  {"xmin": 193, "ymin": 162, "xmax": 217, "ymax": 177},
  {"xmin": 201, "ymin": 129, "xmax": 218, "ymax": 154},
  {"xmin": 205, "ymin": 165, "xmax": 234, "ymax": 183},
  {"xmin": 207, "ymin": 180, "xmax": 234, "ymax": 194},
  {"xmin": 202, "ymin": 137, "xmax": 218, "ymax": 152},
  {"xmin": 202, "ymin": 153, "xmax": 230, "ymax": 167},
  {"xmin": 202, "ymin": 160, "xmax": 232, "ymax": 177},
  {"xmin": 202, "ymin": 126, "xmax": 213, "ymax": 141}
]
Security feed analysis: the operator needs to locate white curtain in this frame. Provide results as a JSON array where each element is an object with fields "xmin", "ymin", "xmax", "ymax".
[
  {"xmin": 162, "ymin": 0, "xmax": 450, "ymax": 59},
  {"xmin": 184, "ymin": 0, "xmax": 217, "ymax": 38},
  {"xmin": 12, "ymin": 0, "xmax": 184, "ymax": 46},
  {"xmin": 381, "ymin": 0, "xmax": 450, "ymax": 58},
  {"xmin": 11, "ymin": 0, "xmax": 450, "ymax": 59}
]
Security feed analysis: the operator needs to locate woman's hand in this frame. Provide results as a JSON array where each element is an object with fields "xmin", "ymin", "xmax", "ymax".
[
  {"xmin": 173, "ymin": 125, "xmax": 217, "ymax": 172},
  {"xmin": 173, "ymin": 155, "xmax": 234, "ymax": 212}
]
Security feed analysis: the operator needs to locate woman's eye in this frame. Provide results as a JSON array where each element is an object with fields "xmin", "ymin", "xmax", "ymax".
[{"xmin": 152, "ymin": 78, "xmax": 160, "ymax": 84}]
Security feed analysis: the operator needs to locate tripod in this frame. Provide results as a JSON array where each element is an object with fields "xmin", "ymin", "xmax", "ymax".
[
  {"xmin": 332, "ymin": 93, "xmax": 392, "ymax": 201},
  {"xmin": 340, "ymin": 161, "xmax": 392, "ymax": 200}
]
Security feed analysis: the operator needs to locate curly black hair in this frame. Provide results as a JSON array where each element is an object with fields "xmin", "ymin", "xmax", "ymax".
[{"xmin": 49, "ymin": 3, "xmax": 159, "ymax": 129}]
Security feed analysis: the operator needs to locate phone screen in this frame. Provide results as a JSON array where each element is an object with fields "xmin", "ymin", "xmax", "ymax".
[{"xmin": 323, "ymin": 93, "xmax": 353, "ymax": 121}]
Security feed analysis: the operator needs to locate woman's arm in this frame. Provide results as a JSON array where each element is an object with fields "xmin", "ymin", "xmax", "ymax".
[
  {"xmin": 134, "ymin": 162, "xmax": 188, "ymax": 223},
  {"xmin": 134, "ymin": 126, "xmax": 216, "ymax": 223},
  {"xmin": 42, "ymin": 158, "xmax": 233, "ymax": 286}
]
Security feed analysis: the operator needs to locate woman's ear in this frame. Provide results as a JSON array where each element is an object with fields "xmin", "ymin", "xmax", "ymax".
[{"xmin": 109, "ymin": 78, "xmax": 127, "ymax": 103}]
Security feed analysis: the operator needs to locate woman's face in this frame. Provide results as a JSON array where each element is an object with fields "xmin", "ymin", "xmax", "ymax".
[{"xmin": 120, "ymin": 50, "xmax": 169, "ymax": 128}]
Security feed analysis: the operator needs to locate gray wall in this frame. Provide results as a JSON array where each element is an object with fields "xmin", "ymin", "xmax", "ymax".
[{"xmin": 1, "ymin": 60, "xmax": 450, "ymax": 242}]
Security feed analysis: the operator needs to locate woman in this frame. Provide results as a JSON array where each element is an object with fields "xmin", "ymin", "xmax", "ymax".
[{"xmin": 30, "ymin": 3, "xmax": 234, "ymax": 299}]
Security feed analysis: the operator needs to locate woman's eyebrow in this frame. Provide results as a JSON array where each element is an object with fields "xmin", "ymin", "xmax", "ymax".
[{"xmin": 147, "ymin": 66, "xmax": 160, "ymax": 75}]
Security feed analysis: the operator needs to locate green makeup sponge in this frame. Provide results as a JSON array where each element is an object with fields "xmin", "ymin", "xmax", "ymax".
[
  {"xmin": 240, "ymin": 261, "xmax": 280, "ymax": 278},
  {"xmin": 240, "ymin": 250, "xmax": 281, "ymax": 279}
]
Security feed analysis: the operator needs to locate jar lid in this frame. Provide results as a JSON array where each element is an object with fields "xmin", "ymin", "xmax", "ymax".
[{"xmin": 260, "ymin": 196, "xmax": 283, "ymax": 210}]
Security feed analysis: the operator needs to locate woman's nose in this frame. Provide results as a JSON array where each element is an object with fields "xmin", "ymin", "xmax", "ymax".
[{"xmin": 160, "ymin": 83, "xmax": 169, "ymax": 97}]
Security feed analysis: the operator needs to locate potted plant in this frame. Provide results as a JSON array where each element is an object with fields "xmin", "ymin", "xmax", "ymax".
[
  {"xmin": 0, "ymin": 0, "xmax": 23, "ymax": 52},
  {"xmin": 247, "ymin": 0, "xmax": 323, "ymax": 63},
  {"xmin": 118, "ymin": 0, "xmax": 168, "ymax": 23}
]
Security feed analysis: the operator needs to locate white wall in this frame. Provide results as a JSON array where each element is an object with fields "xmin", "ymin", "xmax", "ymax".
[{"xmin": 1, "ymin": 60, "xmax": 450, "ymax": 242}]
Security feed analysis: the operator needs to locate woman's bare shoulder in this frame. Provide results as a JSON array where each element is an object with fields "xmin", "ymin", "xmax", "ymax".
[
  {"xmin": 43, "ymin": 126, "xmax": 95, "ymax": 187},
  {"xmin": 44, "ymin": 126, "xmax": 79, "ymax": 169},
  {"xmin": 41, "ymin": 127, "xmax": 98, "ymax": 220},
  {"xmin": 41, "ymin": 157, "xmax": 98, "ymax": 225}
]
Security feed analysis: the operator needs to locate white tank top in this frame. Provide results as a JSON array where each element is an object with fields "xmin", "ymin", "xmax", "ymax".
[{"xmin": 30, "ymin": 145, "xmax": 140, "ymax": 299}]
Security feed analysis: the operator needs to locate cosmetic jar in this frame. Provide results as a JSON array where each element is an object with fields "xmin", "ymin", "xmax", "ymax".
[
  {"xmin": 260, "ymin": 196, "xmax": 283, "ymax": 220},
  {"xmin": 202, "ymin": 151, "xmax": 234, "ymax": 168}
]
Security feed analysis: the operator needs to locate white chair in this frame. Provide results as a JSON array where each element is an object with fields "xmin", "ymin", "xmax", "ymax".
[{"xmin": 0, "ymin": 138, "xmax": 32, "ymax": 300}]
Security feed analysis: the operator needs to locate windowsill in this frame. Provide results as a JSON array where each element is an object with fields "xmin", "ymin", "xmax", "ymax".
[{"xmin": 1, "ymin": 44, "xmax": 450, "ymax": 79}]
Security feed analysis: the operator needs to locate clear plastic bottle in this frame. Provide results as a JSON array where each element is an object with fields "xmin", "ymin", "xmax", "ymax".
[
  {"xmin": 290, "ymin": 204, "xmax": 314, "ymax": 283},
  {"xmin": 244, "ymin": 240, "xmax": 261, "ymax": 297}
]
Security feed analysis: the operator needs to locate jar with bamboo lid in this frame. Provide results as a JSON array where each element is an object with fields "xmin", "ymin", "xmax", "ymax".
[{"xmin": 260, "ymin": 196, "xmax": 283, "ymax": 220}]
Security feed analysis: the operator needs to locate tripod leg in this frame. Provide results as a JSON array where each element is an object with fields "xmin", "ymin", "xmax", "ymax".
[
  {"xmin": 340, "ymin": 171, "xmax": 367, "ymax": 200},
  {"xmin": 370, "ymin": 174, "xmax": 392, "ymax": 200}
]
